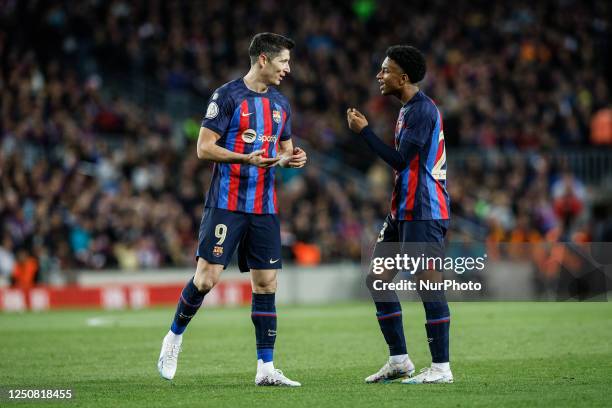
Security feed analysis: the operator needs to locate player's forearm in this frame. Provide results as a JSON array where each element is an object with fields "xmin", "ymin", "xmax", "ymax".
[
  {"xmin": 276, "ymin": 151, "xmax": 293, "ymax": 167},
  {"xmin": 276, "ymin": 141, "xmax": 293, "ymax": 168},
  {"xmin": 360, "ymin": 126, "xmax": 407, "ymax": 171},
  {"xmin": 197, "ymin": 143, "xmax": 247, "ymax": 164}
]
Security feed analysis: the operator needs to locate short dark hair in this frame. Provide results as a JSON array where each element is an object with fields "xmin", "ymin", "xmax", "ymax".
[
  {"xmin": 249, "ymin": 33, "xmax": 295, "ymax": 65},
  {"xmin": 386, "ymin": 45, "xmax": 426, "ymax": 83}
]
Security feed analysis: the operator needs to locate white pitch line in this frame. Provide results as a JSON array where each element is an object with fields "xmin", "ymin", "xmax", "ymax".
[{"xmin": 86, "ymin": 316, "xmax": 116, "ymax": 327}]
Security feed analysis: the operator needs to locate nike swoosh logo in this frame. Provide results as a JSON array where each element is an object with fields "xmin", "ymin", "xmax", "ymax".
[
  {"xmin": 269, "ymin": 258, "xmax": 280, "ymax": 264},
  {"xmin": 241, "ymin": 112, "xmax": 254, "ymax": 117}
]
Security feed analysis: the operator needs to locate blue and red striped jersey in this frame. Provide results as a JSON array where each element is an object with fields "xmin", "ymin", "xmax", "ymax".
[
  {"xmin": 201, "ymin": 78, "xmax": 291, "ymax": 214},
  {"xmin": 391, "ymin": 91, "xmax": 450, "ymax": 221}
]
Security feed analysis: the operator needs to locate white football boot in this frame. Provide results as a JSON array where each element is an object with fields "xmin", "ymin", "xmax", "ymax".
[
  {"xmin": 365, "ymin": 356, "xmax": 415, "ymax": 383},
  {"xmin": 402, "ymin": 364, "xmax": 454, "ymax": 384},
  {"xmin": 157, "ymin": 332, "xmax": 182, "ymax": 380},
  {"xmin": 255, "ymin": 360, "xmax": 301, "ymax": 387}
]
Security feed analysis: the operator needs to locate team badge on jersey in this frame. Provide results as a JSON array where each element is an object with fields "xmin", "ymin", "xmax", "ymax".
[
  {"xmin": 272, "ymin": 110, "xmax": 282, "ymax": 124},
  {"xmin": 213, "ymin": 246, "xmax": 223, "ymax": 257},
  {"xmin": 242, "ymin": 129, "xmax": 257, "ymax": 143}
]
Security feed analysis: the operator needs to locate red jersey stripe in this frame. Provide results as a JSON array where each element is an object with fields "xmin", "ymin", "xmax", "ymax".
[
  {"xmin": 228, "ymin": 100, "xmax": 249, "ymax": 211},
  {"xmin": 391, "ymin": 173, "xmax": 399, "ymax": 218},
  {"xmin": 404, "ymin": 153, "xmax": 420, "ymax": 217},
  {"xmin": 436, "ymin": 181, "xmax": 449, "ymax": 219}
]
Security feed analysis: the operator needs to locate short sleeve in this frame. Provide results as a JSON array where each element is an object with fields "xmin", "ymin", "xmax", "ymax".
[
  {"xmin": 399, "ymin": 104, "xmax": 434, "ymax": 148},
  {"xmin": 280, "ymin": 103, "xmax": 292, "ymax": 141},
  {"xmin": 201, "ymin": 87, "xmax": 235, "ymax": 136}
]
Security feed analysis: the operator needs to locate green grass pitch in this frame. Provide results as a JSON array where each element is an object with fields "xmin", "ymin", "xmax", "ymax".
[{"xmin": 1, "ymin": 302, "xmax": 611, "ymax": 407}]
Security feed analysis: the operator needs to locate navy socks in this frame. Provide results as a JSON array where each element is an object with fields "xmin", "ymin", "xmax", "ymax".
[
  {"xmin": 251, "ymin": 293, "xmax": 277, "ymax": 363},
  {"xmin": 373, "ymin": 298, "xmax": 449, "ymax": 361},
  {"xmin": 170, "ymin": 278, "xmax": 208, "ymax": 335},
  {"xmin": 374, "ymin": 300, "xmax": 408, "ymax": 356},
  {"xmin": 169, "ymin": 282, "xmax": 281, "ymax": 365},
  {"xmin": 422, "ymin": 294, "xmax": 450, "ymax": 363}
]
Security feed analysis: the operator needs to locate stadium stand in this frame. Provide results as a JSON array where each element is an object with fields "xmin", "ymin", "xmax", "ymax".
[{"xmin": 0, "ymin": 0, "xmax": 610, "ymax": 284}]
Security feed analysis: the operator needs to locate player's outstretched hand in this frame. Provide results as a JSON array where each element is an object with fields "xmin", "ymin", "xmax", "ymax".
[
  {"xmin": 245, "ymin": 149, "xmax": 281, "ymax": 168},
  {"xmin": 346, "ymin": 108, "xmax": 369, "ymax": 133}
]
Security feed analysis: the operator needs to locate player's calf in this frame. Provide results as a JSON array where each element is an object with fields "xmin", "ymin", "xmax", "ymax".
[{"xmin": 157, "ymin": 260, "xmax": 222, "ymax": 380}]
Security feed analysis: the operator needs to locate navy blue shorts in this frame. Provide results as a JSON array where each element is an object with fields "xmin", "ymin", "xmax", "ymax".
[
  {"xmin": 377, "ymin": 215, "xmax": 449, "ymax": 243},
  {"xmin": 374, "ymin": 215, "xmax": 449, "ymax": 272},
  {"xmin": 196, "ymin": 207, "xmax": 282, "ymax": 272}
]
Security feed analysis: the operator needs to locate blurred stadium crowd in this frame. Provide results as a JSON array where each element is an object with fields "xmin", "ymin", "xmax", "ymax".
[{"xmin": 0, "ymin": 0, "xmax": 611, "ymax": 284}]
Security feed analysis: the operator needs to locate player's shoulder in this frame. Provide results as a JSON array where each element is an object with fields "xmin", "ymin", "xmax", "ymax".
[
  {"xmin": 268, "ymin": 87, "xmax": 291, "ymax": 110},
  {"xmin": 203, "ymin": 80, "xmax": 243, "ymax": 122},
  {"xmin": 212, "ymin": 78, "xmax": 243, "ymax": 99},
  {"xmin": 405, "ymin": 91, "xmax": 438, "ymax": 120}
]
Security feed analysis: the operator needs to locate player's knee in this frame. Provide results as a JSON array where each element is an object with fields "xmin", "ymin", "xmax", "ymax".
[
  {"xmin": 366, "ymin": 273, "xmax": 388, "ymax": 297},
  {"xmin": 365, "ymin": 273, "xmax": 377, "ymax": 291},
  {"xmin": 366, "ymin": 271, "xmax": 393, "ymax": 288},
  {"xmin": 194, "ymin": 264, "xmax": 221, "ymax": 292},
  {"xmin": 194, "ymin": 275, "xmax": 218, "ymax": 292},
  {"xmin": 252, "ymin": 277, "xmax": 277, "ymax": 293},
  {"xmin": 416, "ymin": 271, "xmax": 448, "ymax": 303}
]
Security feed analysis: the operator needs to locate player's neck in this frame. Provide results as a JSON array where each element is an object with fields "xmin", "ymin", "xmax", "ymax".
[
  {"xmin": 398, "ymin": 85, "xmax": 419, "ymax": 105},
  {"xmin": 243, "ymin": 70, "xmax": 269, "ymax": 93}
]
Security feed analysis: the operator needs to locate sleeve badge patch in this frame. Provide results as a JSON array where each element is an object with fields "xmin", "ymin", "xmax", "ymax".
[{"xmin": 205, "ymin": 102, "xmax": 219, "ymax": 119}]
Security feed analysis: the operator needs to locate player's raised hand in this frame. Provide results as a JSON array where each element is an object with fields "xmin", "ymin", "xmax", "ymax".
[
  {"xmin": 245, "ymin": 149, "xmax": 281, "ymax": 168},
  {"xmin": 346, "ymin": 107, "xmax": 369, "ymax": 133}
]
